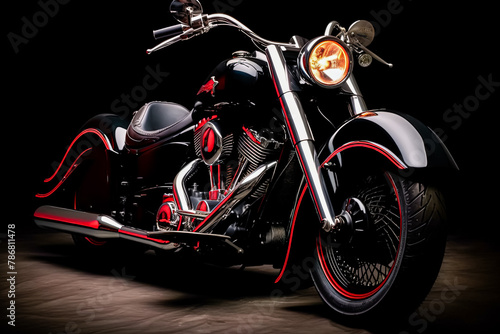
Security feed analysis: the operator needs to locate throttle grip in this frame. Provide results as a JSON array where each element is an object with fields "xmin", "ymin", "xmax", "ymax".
[{"xmin": 153, "ymin": 24, "xmax": 184, "ymax": 40}]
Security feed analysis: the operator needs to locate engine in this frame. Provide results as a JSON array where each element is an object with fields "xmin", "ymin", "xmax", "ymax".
[
  {"xmin": 156, "ymin": 116, "xmax": 284, "ymax": 232},
  {"xmin": 194, "ymin": 117, "xmax": 283, "ymax": 200}
]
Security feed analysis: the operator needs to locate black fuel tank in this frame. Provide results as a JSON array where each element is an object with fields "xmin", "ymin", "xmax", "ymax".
[{"xmin": 197, "ymin": 50, "xmax": 274, "ymax": 104}]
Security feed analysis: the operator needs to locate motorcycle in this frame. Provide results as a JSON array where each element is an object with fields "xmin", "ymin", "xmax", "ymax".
[{"xmin": 34, "ymin": 0, "xmax": 458, "ymax": 319}]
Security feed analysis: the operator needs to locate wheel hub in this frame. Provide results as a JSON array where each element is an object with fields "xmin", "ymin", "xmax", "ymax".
[{"xmin": 332, "ymin": 197, "xmax": 370, "ymax": 243}]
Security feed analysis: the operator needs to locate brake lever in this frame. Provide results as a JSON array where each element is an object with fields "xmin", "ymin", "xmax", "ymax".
[
  {"xmin": 350, "ymin": 37, "xmax": 393, "ymax": 68},
  {"xmin": 348, "ymin": 33, "xmax": 394, "ymax": 68},
  {"xmin": 147, "ymin": 34, "xmax": 183, "ymax": 54}
]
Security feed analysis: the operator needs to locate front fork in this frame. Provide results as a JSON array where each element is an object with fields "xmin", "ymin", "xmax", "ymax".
[{"xmin": 266, "ymin": 45, "xmax": 343, "ymax": 232}]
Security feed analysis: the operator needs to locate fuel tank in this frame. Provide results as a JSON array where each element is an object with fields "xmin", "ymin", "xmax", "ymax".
[{"xmin": 197, "ymin": 50, "xmax": 274, "ymax": 104}]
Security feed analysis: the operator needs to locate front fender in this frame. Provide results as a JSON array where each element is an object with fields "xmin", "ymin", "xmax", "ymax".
[
  {"xmin": 274, "ymin": 110, "xmax": 458, "ymax": 285},
  {"xmin": 320, "ymin": 110, "xmax": 458, "ymax": 171}
]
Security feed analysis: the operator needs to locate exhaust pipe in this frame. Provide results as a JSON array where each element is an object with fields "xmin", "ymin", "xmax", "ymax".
[
  {"xmin": 34, "ymin": 206, "xmax": 177, "ymax": 250},
  {"xmin": 193, "ymin": 161, "xmax": 277, "ymax": 233},
  {"xmin": 34, "ymin": 206, "xmax": 122, "ymax": 239},
  {"xmin": 34, "ymin": 160, "xmax": 277, "ymax": 251},
  {"xmin": 172, "ymin": 159, "xmax": 278, "ymax": 234},
  {"xmin": 33, "ymin": 206, "xmax": 237, "ymax": 251}
]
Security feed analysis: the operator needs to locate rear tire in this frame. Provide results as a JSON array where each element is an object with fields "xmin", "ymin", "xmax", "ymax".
[{"xmin": 310, "ymin": 171, "xmax": 447, "ymax": 318}]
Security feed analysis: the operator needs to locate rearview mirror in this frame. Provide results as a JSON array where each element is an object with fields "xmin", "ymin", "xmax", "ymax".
[
  {"xmin": 347, "ymin": 20, "xmax": 375, "ymax": 47},
  {"xmin": 170, "ymin": 0, "xmax": 203, "ymax": 25}
]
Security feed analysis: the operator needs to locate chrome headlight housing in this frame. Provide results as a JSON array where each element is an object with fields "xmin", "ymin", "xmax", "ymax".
[{"xmin": 298, "ymin": 36, "xmax": 353, "ymax": 88}]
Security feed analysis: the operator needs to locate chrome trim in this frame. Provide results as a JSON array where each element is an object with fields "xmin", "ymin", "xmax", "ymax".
[
  {"xmin": 114, "ymin": 127, "xmax": 127, "ymax": 151},
  {"xmin": 34, "ymin": 219, "xmax": 119, "ymax": 239},
  {"xmin": 266, "ymin": 44, "xmax": 338, "ymax": 232},
  {"xmin": 147, "ymin": 34, "xmax": 184, "ymax": 54},
  {"xmin": 33, "ymin": 205, "xmax": 240, "ymax": 251},
  {"xmin": 295, "ymin": 140, "xmax": 338, "ymax": 232},
  {"xmin": 176, "ymin": 209, "xmax": 210, "ymax": 220},
  {"xmin": 173, "ymin": 158, "xmax": 201, "ymax": 211},
  {"xmin": 170, "ymin": 0, "xmax": 203, "ymax": 25},
  {"xmin": 33, "ymin": 205, "xmax": 123, "ymax": 239},
  {"xmin": 147, "ymin": 13, "xmax": 298, "ymax": 54},
  {"xmin": 297, "ymin": 36, "xmax": 353, "ymax": 89},
  {"xmin": 226, "ymin": 159, "xmax": 248, "ymax": 194},
  {"xmin": 266, "ymin": 45, "xmax": 294, "ymax": 96},
  {"xmin": 341, "ymin": 76, "xmax": 368, "ymax": 115},
  {"xmin": 279, "ymin": 92, "xmax": 315, "ymax": 143},
  {"xmin": 353, "ymin": 41, "xmax": 393, "ymax": 68},
  {"xmin": 266, "ymin": 45, "xmax": 314, "ymax": 144},
  {"xmin": 200, "ymin": 122, "xmax": 223, "ymax": 165},
  {"xmin": 325, "ymin": 21, "xmax": 340, "ymax": 36},
  {"xmin": 156, "ymin": 201, "xmax": 180, "ymax": 231},
  {"xmin": 99, "ymin": 215, "xmax": 125, "ymax": 230},
  {"xmin": 207, "ymin": 14, "xmax": 298, "ymax": 49},
  {"xmin": 195, "ymin": 161, "xmax": 277, "ymax": 233}
]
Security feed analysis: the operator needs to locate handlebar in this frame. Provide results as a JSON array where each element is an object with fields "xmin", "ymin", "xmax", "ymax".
[
  {"xmin": 147, "ymin": 12, "xmax": 392, "ymax": 67},
  {"xmin": 153, "ymin": 24, "xmax": 186, "ymax": 40},
  {"xmin": 147, "ymin": 13, "xmax": 295, "ymax": 54}
]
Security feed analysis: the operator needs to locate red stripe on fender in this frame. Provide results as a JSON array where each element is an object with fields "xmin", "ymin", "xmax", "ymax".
[
  {"xmin": 44, "ymin": 128, "xmax": 112, "ymax": 183},
  {"xmin": 274, "ymin": 184, "xmax": 308, "ymax": 284},
  {"xmin": 320, "ymin": 141, "xmax": 407, "ymax": 170},
  {"xmin": 294, "ymin": 145, "xmax": 324, "ymax": 221},
  {"xmin": 36, "ymin": 148, "xmax": 92, "ymax": 198}
]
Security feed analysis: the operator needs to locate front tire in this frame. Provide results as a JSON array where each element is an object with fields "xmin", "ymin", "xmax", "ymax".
[{"xmin": 310, "ymin": 171, "xmax": 447, "ymax": 318}]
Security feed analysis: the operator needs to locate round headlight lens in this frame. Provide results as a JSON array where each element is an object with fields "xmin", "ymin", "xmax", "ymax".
[
  {"xmin": 299, "ymin": 37, "xmax": 352, "ymax": 88},
  {"xmin": 309, "ymin": 40, "xmax": 350, "ymax": 86}
]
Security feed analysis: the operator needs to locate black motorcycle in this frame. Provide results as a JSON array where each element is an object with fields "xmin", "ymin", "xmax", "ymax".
[{"xmin": 34, "ymin": 0, "xmax": 457, "ymax": 318}]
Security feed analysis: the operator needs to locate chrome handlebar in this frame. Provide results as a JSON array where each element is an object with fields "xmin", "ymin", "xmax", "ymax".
[
  {"xmin": 207, "ymin": 14, "xmax": 295, "ymax": 48},
  {"xmin": 147, "ymin": 12, "xmax": 393, "ymax": 70},
  {"xmin": 147, "ymin": 13, "xmax": 296, "ymax": 54}
]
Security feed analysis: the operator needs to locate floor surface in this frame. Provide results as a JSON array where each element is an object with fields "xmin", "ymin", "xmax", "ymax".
[{"xmin": 1, "ymin": 229, "xmax": 498, "ymax": 333}]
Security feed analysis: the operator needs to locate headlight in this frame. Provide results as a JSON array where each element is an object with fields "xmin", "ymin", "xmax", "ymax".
[{"xmin": 298, "ymin": 36, "xmax": 352, "ymax": 88}]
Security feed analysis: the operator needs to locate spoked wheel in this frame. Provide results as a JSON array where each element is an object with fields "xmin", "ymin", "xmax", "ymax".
[{"xmin": 311, "ymin": 171, "xmax": 447, "ymax": 318}]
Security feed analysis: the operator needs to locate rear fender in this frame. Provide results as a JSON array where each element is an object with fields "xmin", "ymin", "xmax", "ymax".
[
  {"xmin": 79, "ymin": 114, "xmax": 130, "ymax": 152},
  {"xmin": 35, "ymin": 114, "xmax": 128, "ymax": 209}
]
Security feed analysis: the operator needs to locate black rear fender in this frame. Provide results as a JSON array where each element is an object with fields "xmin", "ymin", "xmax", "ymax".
[
  {"xmin": 35, "ymin": 114, "xmax": 128, "ymax": 210},
  {"xmin": 80, "ymin": 114, "xmax": 130, "ymax": 152}
]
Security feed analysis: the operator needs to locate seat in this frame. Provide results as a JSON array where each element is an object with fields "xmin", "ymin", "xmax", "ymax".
[{"xmin": 126, "ymin": 101, "xmax": 193, "ymax": 148}]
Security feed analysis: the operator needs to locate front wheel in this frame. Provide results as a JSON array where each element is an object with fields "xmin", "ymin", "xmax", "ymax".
[{"xmin": 310, "ymin": 171, "xmax": 447, "ymax": 318}]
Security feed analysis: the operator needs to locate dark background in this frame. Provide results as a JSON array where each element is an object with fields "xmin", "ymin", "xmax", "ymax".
[
  {"xmin": 3, "ymin": 1, "xmax": 500, "ymax": 333},
  {"xmin": 5, "ymin": 0, "xmax": 499, "ymax": 233}
]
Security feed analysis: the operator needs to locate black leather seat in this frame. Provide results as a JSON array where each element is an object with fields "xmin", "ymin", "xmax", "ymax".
[{"xmin": 126, "ymin": 101, "xmax": 193, "ymax": 148}]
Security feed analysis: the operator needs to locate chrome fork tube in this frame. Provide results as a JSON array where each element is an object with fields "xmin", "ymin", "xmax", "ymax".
[
  {"xmin": 265, "ymin": 45, "xmax": 338, "ymax": 231},
  {"xmin": 342, "ymin": 76, "xmax": 368, "ymax": 116}
]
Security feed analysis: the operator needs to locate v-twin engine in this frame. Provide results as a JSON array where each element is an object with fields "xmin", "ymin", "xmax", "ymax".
[
  {"xmin": 194, "ymin": 119, "xmax": 283, "ymax": 199},
  {"xmin": 156, "ymin": 118, "xmax": 284, "ymax": 232}
]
